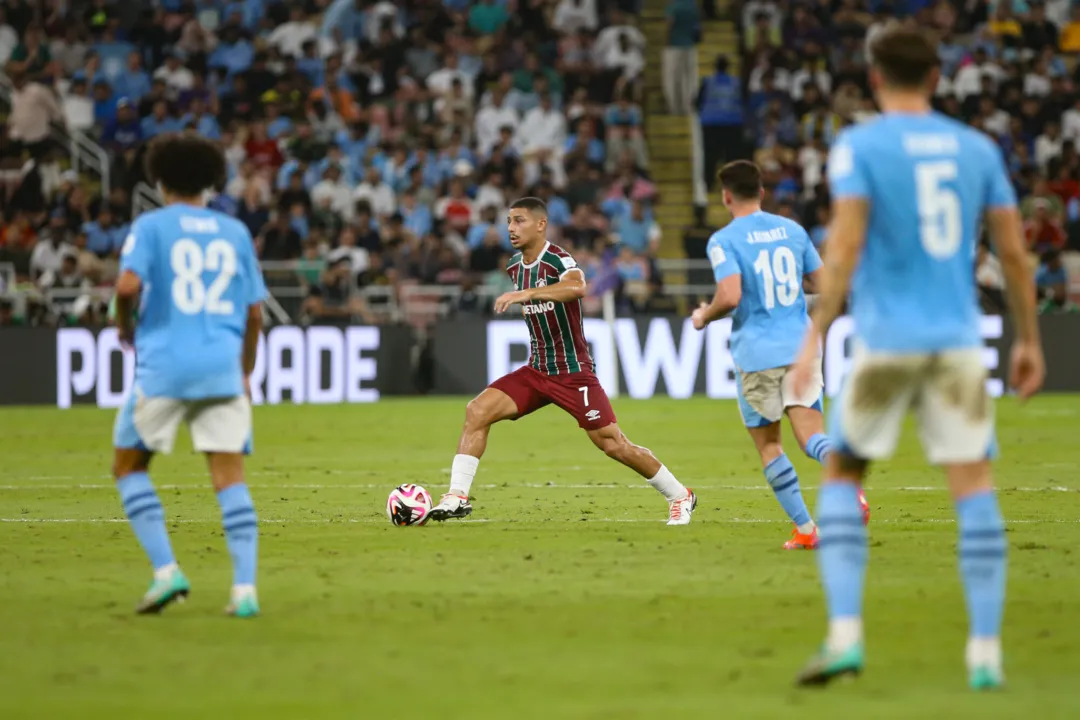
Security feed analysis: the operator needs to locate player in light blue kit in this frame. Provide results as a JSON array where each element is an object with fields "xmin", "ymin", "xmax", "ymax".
[
  {"xmin": 789, "ymin": 26, "xmax": 1044, "ymax": 689},
  {"xmin": 692, "ymin": 160, "xmax": 866, "ymax": 550},
  {"xmin": 112, "ymin": 134, "xmax": 267, "ymax": 618}
]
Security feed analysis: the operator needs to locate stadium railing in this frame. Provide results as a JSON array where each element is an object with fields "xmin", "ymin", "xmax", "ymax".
[{"xmin": 132, "ymin": 182, "xmax": 163, "ymax": 217}]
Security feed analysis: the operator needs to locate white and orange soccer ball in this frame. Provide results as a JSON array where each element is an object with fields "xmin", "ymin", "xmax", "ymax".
[{"xmin": 386, "ymin": 484, "xmax": 433, "ymax": 526}]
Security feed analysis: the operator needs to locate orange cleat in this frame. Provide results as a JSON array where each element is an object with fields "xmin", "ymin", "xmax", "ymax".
[
  {"xmin": 784, "ymin": 527, "xmax": 820, "ymax": 550},
  {"xmin": 858, "ymin": 490, "xmax": 870, "ymax": 525}
]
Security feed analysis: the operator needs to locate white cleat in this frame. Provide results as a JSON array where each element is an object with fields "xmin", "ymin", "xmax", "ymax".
[
  {"xmin": 428, "ymin": 492, "xmax": 473, "ymax": 522},
  {"xmin": 667, "ymin": 489, "xmax": 697, "ymax": 526}
]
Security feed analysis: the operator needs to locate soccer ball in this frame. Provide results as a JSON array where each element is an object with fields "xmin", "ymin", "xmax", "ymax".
[{"xmin": 386, "ymin": 484, "xmax": 432, "ymax": 526}]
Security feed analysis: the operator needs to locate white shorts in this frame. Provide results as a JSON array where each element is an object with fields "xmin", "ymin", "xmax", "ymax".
[
  {"xmin": 831, "ymin": 347, "xmax": 995, "ymax": 465},
  {"xmin": 736, "ymin": 358, "xmax": 824, "ymax": 428},
  {"xmin": 114, "ymin": 386, "xmax": 253, "ymax": 455}
]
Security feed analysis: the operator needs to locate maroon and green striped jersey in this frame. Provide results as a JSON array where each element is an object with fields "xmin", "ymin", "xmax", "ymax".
[{"xmin": 507, "ymin": 242, "xmax": 594, "ymax": 375}]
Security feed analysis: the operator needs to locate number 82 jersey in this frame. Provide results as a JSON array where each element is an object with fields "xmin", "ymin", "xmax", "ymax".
[
  {"xmin": 827, "ymin": 112, "xmax": 1017, "ymax": 354},
  {"xmin": 706, "ymin": 210, "xmax": 822, "ymax": 373},
  {"xmin": 120, "ymin": 204, "xmax": 267, "ymax": 400}
]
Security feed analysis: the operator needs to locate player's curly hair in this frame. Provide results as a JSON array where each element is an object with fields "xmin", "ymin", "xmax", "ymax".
[{"xmin": 144, "ymin": 133, "xmax": 227, "ymax": 198}]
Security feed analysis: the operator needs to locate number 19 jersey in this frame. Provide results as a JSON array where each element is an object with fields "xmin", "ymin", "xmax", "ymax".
[
  {"xmin": 120, "ymin": 204, "xmax": 267, "ymax": 400},
  {"xmin": 827, "ymin": 112, "xmax": 1017, "ymax": 354},
  {"xmin": 706, "ymin": 211, "xmax": 822, "ymax": 373}
]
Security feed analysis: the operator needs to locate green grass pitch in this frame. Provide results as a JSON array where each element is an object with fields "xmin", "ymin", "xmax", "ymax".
[{"xmin": 0, "ymin": 396, "xmax": 1078, "ymax": 719}]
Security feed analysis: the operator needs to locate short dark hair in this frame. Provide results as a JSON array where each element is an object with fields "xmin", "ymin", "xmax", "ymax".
[
  {"xmin": 717, "ymin": 160, "xmax": 762, "ymax": 201},
  {"xmin": 869, "ymin": 25, "xmax": 939, "ymax": 90},
  {"xmin": 145, "ymin": 133, "xmax": 226, "ymax": 198},
  {"xmin": 509, "ymin": 197, "xmax": 548, "ymax": 217}
]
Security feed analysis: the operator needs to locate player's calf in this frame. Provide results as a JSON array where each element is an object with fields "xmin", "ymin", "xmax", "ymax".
[
  {"xmin": 114, "ymin": 448, "xmax": 188, "ymax": 614},
  {"xmin": 587, "ymin": 424, "xmax": 695, "ymax": 525},
  {"xmin": 433, "ymin": 388, "xmax": 519, "ymax": 521},
  {"xmin": 949, "ymin": 461, "xmax": 1007, "ymax": 690},
  {"xmin": 209, "ymin": 452, "xmax": 260, "ymax": 617}
]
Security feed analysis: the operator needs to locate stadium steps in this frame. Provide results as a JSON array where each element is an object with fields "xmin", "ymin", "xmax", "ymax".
[{"xmin": 641, "ymin": 0, "xmax": 739, "ymax": 258}]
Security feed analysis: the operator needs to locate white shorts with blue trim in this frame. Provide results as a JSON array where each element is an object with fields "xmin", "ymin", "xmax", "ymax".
[
  {"xmin": 829, "ymin": 346, "xmax": 995, "ymax": 465},
  {"xmin": 114, "ymin": 386, "xmax": 253, "ymax": 455},
  {"xmin": 736, "ymin": 358, "xmax": 824, "ymax": 428}
]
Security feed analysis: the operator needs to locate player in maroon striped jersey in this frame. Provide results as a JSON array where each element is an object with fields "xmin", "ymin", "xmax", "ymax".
[{"xmin": 429, "ymin": 197, "xmax": 697, "ymax": 524}]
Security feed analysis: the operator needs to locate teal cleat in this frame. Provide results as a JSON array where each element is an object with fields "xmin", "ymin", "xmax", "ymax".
[
  {"xmin": 225, "ymin": 593, "xmax": 260, "ymax": 619},
  {"xmin": 795, "ymin": 643, "xmax": 865, "ymax": 687},
  {"xmin": 969, "ymin": 665, "xmax": 1005, "ymax": 691},
  {"xmin": 135, "ymin": 569, "xmax": 191, "ymax": 615}
]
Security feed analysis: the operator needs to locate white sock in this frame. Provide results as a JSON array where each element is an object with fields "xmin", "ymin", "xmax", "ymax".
[
  {"xmin": 153, "ymin": 562, "xmax": 178, "ymax": 581},
  {"xmin": 647, "ymin": 465, "xmax": 688, "ymax": 502},
  {"xmin": 826, "ymin": 616, "xmax": 863, "ymax": 654},
  {"xmin": 450, "ymin": 454, "xmax": 480, "ymax": 496},
  {"xmin": 966, "ymin": 636, "xmax": 1002, "ymax": 669},
  {"xmin": 797, "ymin": 521, "xmax": 816, "ymax": 535},
  {"xmin": 232, "ymin": 583, "xmax": 257, "ymax": 602}
]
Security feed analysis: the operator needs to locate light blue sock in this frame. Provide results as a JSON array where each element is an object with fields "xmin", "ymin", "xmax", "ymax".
[
  {"xmin": 117, "ymin": 472, "xmax": 175, "ymax": 570},
  {"xmin": 764, "ymin": 453, "xmax": 812, "ymax": 527},
  {"xmin": 957, "ymin": 491, "xmax": 1007, "ymax": 638},
  {"xmin": 806, "ymin": 433, "xmax": 833, "ymax": 465},
  {"xmin": 816, "ymin": 482, "xmax": 868, "ymax": 619},
  {"xmin": 217, "ymin": 484, "xmax": 258, "ymax": 586}
]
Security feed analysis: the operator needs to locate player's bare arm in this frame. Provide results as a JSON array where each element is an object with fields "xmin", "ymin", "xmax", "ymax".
[
  {"xmin": 691, "ymin": 274, "xmax": 741, "ymax": 330},
  {"xmin": 985, "ymin": 206, "xmax": 1045, "ymax": 399},
  {"xmin": 802, "ymin": 267, "xmax": 823, "ymax": 295},
  {"xmin": 114, "ymin": 269, "xmax": 142, "ymax": 345},
  {"xmin": 494, "ymin": 268, "xmax": 586, "ymax": 313},
  {"xmin": 243, "ymin": 303, "xmax": 262, "ymax": 397},
  {"xmin": 792, "ymin": 198, "xmax": 868, "ymax": 396}
]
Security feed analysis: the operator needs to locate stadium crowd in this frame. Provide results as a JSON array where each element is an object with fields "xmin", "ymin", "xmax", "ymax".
[
  {"xmin": 717, "ymin": 0, "xmax": 1080, "ymax": 312},
  {"xmin": 1, "ymin": 0, "xmax": 1079, "ymax": 328},
  {"xmin": 1, "ymin": 0, "xmax": 666, "ymax": 326}
]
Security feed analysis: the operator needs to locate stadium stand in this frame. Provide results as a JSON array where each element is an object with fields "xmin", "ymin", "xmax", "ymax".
[{"xmin": 1, "ymin": 0, "xmax": 1078, "ymax": 334}]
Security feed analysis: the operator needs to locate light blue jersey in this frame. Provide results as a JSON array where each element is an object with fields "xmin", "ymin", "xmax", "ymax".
[
  {"xmin": 706, "ymin": 211, "xmax": 822, "ymax": 372},
  {"xmin": 827, "ymin": 112, "xmax": 1017, "ymax": 352},
  {"xmin": 120, "ymin": 204, "xmax": 267, "ymax": 400}
]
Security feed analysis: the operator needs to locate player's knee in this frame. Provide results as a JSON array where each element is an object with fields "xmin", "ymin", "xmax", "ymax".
[
  {"xmin": 113, "ymin": 454, "xmax": 148, "ymax": 480},
  {"xmin": 464, "ymin": 397, "xmax": 496, "ymax": 429}
]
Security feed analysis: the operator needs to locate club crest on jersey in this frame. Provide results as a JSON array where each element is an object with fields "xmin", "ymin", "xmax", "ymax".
[
  {"xmin": 536, "ymin": 279, "xmax": 547, "ymax": 287},
  {"xmin": 523, "ymin": 301, "xmax": 556, "ymax": 315}
]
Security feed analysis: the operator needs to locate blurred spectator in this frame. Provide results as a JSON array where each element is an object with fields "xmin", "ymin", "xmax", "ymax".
[
  {"xmin": 354, "ymin": 166, "xmax": 397, "ymax": 219},
  {"xmin": 30, "ymin": 209, "xmax": 75, "ymax": 281},
  {"xmin": 697, "ymin": 55, "xmax": 746, "ymax": 190},
  {"xmin": 303, "ymin": 256, "xmax": 376, "ymax": 326},
  {"xmin": 61, "ymin": 74, "xmax": 94, "ymax": 132},
  {"xmin": 614, "ymin": 199, "xmax": 660, "ymax": 256},
  {"xmin": 0, "ymin": 9, "xmax": 18, "ymax": 65},
  {"xmin": 554, "ymin": 0, "xmax": 599, "ymax": 34},
  {"xmin": 662, "ymin": 0, "xmax": 700, "ymax": 115},
  {"xmin": 976, "ymin": 242, "xmax": 1007, "ymax": 313},
  {"xmin": 1036, "ymin": 248, "xmax": 1077, "ymax": 312},
  {"xmin": 8, "ymin": 70, "xmax": 63, "ymax": 159},
  {"xmin": 1025, "ymin": 198, "xmax": 1068, "ymax": 252},
  {"xmin": 259, "ymin": 212, "xmax": 303, "ymax": 261},
  {"xmin": 82, "ymin": 204, "xmax": 126, "ymax": 258},
  {"xmin": 153, "ymin": 51, "xmax": 194, "ymax": 93},
  {"xmin": 605, "ymin": 88, "xmax": 648, "ymax": 171}
]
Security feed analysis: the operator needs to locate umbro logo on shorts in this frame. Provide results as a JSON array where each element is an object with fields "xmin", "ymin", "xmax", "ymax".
[{"xmin": 585, "ymin": 409, "xmax": 601, "ymax": 422}]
